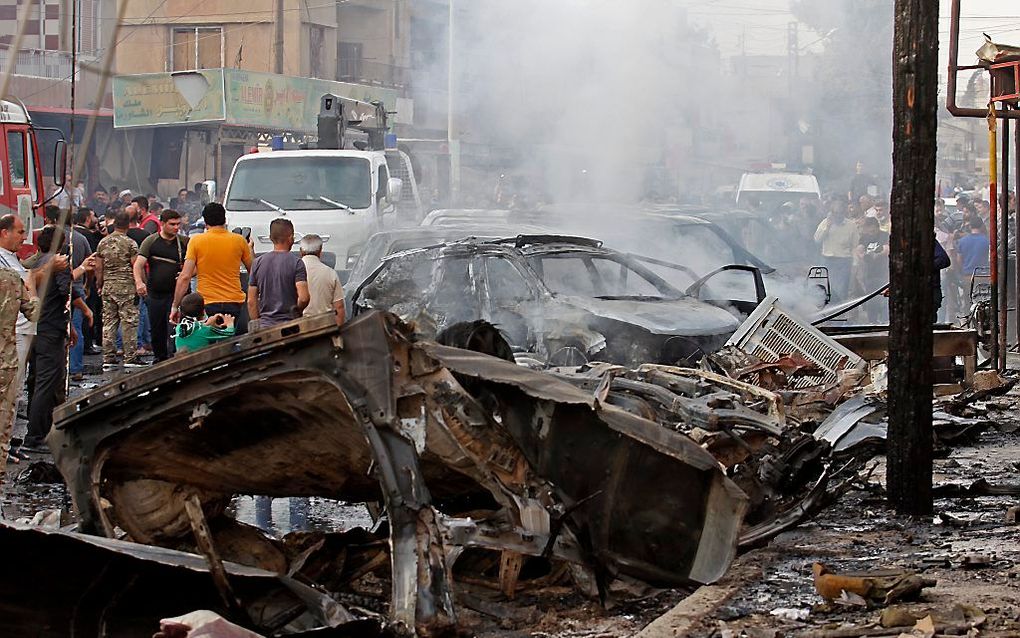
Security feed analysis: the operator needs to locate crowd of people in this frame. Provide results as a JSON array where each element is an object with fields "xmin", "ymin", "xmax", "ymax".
[
  {"xmin": 0, "ymin": 167, "xmax": 1001, "ymax": 521},
  {"xmin": 0, "ymin": 187, "xmax": 347, "ymax": 489},
  {"xmin": 755, "ymin": 184, "xmax": 1003, "ymax": 323}
]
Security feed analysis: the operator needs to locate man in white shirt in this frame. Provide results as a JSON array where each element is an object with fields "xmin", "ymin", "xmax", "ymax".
[
  {"xmin": 299, "ymin": 234, "xmax": 345, "ymax": 326},
  {"xmin": 814, "ymin": 199, "xmax": 860, "ymax": 302},
  {"xmin": 52, "ymin": 180, "xmax": 71, "ymax": 212},
  {"xmin": 0, "ymin": 215, "xmax": 36, "ymax": 396}
]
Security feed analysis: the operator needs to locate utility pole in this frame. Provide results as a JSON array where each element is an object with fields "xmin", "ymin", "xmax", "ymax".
[
  {"xmin": 887, "ymin": 0, "xmax": 939, "ymax": 515},
  {"xmin": 274, "ymin": 0, "xmax": 284, "ymax": 74},
  {"xmin": 447, "ymin": 0, "xmax": 460, "ymax": 205},
  {"xmin": 787, "ymin": 21, "xmax": 799, "ymax": 94},
  {"xmin": 69, "ymin": 0, "xmax": 77, "ymax": 183},
  {"xmin": 1015, "ymin": 121, "xmax": 1020, "ymax": 348},
  {"xmin": 1002, "ymin": 117, "xmax": 1010, "ymax": 364},
  {"xmin": 787, "ymin": 22, "xmax": 798, "ymax": 167}
]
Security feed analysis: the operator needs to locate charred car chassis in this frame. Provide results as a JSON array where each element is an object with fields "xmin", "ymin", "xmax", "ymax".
[{"xmin": 49, "ymin": 311, "xmax": 747, "ymax": 636}]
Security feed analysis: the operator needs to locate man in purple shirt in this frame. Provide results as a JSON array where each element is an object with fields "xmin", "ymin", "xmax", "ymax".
[
  {"xmin": 247, "ymin": 218, "xmax": 309, "ymax": 329},
  {"xmin": 248, "ymin": 217, "xmax": 311, "ymax": 531}
]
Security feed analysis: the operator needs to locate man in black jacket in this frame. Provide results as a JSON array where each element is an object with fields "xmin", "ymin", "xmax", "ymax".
[
  {"xmin": 23, "ymin": 226, "xmax": 94, "ymax": 452},
  {"xmin": 934, "ymin": 239, "xmax": 951, "ymax": 323}
]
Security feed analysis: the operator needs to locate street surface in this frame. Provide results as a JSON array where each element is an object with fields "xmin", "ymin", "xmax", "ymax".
[{"xmin": 7, "ymin": 352, "xmax": 1020, "ymax": 637}]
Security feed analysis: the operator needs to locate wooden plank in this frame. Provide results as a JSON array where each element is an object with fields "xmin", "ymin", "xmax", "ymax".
[
  {"xmin": 635, "ymin": 551, "xmax": 773, "ymax": 638},
  {"xmin": 834, "ymin": 330, "xmax": 977, "ymax": 360}
]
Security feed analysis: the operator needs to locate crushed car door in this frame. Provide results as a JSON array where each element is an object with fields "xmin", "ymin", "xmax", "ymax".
[{"xmin": 685, "ymin": 264, "xmax": 767, "ymax": 317}]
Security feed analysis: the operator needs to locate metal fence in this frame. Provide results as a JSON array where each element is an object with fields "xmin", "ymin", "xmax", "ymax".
[{"xmin": 0, "ymin": 45, "xmax": 95, "ymax": 80}]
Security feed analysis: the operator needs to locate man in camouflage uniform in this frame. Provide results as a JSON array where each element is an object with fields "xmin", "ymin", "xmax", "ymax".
[
  {"xmin": 0, "ymin": 268, "xmax": 37, "ymax": 479},
  {"xmin": 95, "ymin": 210, "xmax": 140, "ymax": 364}
]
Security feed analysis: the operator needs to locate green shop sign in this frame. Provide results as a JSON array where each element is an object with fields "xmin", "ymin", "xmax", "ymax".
[
  {"xmin": 112, "ymin": 70, "xmax": 226, "ymax": 128},
  {"xmin": 114, "ymin": 68, "xmax": 398, "ymax": 132}
]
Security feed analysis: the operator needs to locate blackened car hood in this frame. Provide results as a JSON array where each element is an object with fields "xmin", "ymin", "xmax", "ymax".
[{"xmin": 557, "ymin": 295, "xmax": 740, "ymax": 337}]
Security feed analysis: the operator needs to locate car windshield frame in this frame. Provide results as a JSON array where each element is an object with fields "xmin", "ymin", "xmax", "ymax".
[
  {"xmin": 526, "ymin": 249, "xmax": 683, "ymax": 300},
  {"xmin": 226, "ymin": 156, "xmax": 372, "ymax": 211}
]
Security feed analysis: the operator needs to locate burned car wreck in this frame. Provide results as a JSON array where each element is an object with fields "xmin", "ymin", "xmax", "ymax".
[
  {"xmin": 47, "ymin": 311, "xmax": 753, "ymax": 636},
  {"xmin": 349, "ymin": 236, "xmax": 741, "ymax": 367}
]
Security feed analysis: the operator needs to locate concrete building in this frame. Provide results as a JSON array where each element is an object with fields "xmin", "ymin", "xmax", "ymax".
[
  {"xmin": 937, "ymin": 70, "xmax": 991, "ymax": 191},
  {"xmin": 0, "ymin": 0, "xmax": 426, "ymax": 201},
  {"xmin": 336, "ymin": 0, "xmax": 410, "ymax": 89},
  {"xmin": 114, "ymin": 0, "xmax": 338, "ymax": 80},
  {"xmin": 107, "ymin": 0, "xmax": 413, "ymax": 197}
]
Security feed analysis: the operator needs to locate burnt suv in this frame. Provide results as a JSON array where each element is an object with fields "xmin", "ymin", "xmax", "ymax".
[{"xmin": 350, "ymin": 235, "xmax": 741, "ymax": 366}]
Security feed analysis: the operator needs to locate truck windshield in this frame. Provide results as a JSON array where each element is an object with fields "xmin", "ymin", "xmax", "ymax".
[{"xmin": 227, "ymin": 156, "xmax": 372, "ymax": 211}]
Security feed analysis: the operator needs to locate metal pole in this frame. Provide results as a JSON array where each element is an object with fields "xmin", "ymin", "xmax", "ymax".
[
  {"xmin": 447, "ymin": 0, "xmax": 460, "ymax": 205},
  {"xmin": 947, "ymin": 0, "xmax": 1020, "ymax": 120},
  {"xmin": 274, "ymin": 0, "xmax": 284, "ymax": 74},
  {"xmin": 989, "ymin": 105, "xmax": 1000, "ymax": 369},
  {"xmin": 1015, "ymin": 112, "xmax": 1020, "ymax": 351},
  {"xmin": 1002, "ymin": 116, "xmax": 1010, "ymax": 367},
  {"xmin": 70, "ymin": 0, "xmax": 77, "ymax": 184},
  {"xmin": 184, "ymin": 131, "xmax": 190, "ymax": 191},
  {"xmin": 66, "ymin": 0, "xmax": 78, "ymax": 397}
]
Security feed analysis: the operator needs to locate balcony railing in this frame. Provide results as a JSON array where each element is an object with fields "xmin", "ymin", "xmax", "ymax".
[
  {"xmin": 0, "ymin": 45, "xmax": 96, "ymax": 80},
  {"xmin": 336, "ymin": 59, "xmax": 409, "ymax": 89}
]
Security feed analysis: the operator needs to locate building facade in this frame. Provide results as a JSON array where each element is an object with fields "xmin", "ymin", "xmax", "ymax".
[{"xmin": 107, "ymin": 0, "xmax": 413, "ymax": 196}]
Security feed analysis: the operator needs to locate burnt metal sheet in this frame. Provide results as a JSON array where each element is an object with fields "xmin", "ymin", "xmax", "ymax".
[
  {"xmin": 728, "ymin": 296, "xmax": 865, "ymax": 388},
  {"xmin": 420, "ymin": 342, "xmax": 747, "ymax": 584},
  {"xmin": 0, "ymin": 521, "xmax": 356, "ymax": 637},
  {"xmin": 812, "ymin": 396, "xmax": 886, "ymax": 454},
  {"xmin": 50, "ymin": 312, "xmax": 457, "ymax": 636},
  {"xmin": 50, "ymin": 311, "xmax": 748, "ymax": 634}
]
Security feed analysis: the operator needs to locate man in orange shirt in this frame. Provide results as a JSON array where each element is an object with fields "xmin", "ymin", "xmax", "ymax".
[{"xmin": 170, "ymin": 203, "xmax": 253, "ymax": 334}]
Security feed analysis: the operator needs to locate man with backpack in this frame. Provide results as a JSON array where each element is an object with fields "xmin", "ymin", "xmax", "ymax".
[{"xmin": 134, "ymin": 209, "xmax": 188, "ymax": 362}]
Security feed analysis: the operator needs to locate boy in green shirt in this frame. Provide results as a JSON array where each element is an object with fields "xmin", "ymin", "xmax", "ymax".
[{"xmin": 174, "ymin": 292, "xmax": 236, "ymax": 353}]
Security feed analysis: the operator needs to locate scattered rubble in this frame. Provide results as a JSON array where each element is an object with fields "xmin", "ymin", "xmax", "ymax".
[
  {"xmin": 812, "ymin": 563, "xmax": 936, "ymax": 605},
  {"xmin": 7, "ymin": 291, "xmax": 1002, "ymax": 636}
]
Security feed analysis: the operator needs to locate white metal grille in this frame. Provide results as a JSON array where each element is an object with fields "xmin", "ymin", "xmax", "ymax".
[
  {"xmin": 385, "ymin": 149, "xmax": 423, "ymax": 220},
  {"xmin": 727, "ymin": 296, "xmax": 865, "ymax": 388}
]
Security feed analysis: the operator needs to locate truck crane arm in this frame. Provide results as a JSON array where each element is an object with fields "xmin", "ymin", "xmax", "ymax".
[{"xmin": 317, "ymin": 93, "xmax": 389, "ymax": 151}]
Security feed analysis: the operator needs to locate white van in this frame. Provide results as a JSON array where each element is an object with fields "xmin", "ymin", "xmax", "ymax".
[{"xmin": 736, "ymin": 172, "xmax": 821, "ymax": 212}]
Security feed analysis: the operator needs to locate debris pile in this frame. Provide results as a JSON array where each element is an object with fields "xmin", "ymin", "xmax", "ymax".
[
  {"xmin": 13, "ymin": 296, "xmax": 991, "ymax": 636},
  {"xmin": 42, "ymin": 311, "xmax": 750, "ymax": 636}
]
